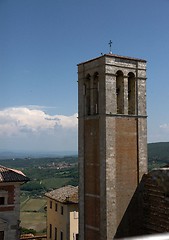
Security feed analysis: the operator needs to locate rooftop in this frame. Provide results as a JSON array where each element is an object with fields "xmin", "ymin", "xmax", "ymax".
[
  {"xmin": 45, "ymin": 185, "xmax": 78, "ymax": 204},
  {"xmin": 0, "ymin": 165, "xmax": 29, "ymax": 183},
  {"xmin": 78, "ymin": 53, "xmax": 146, "ymax": 66}
]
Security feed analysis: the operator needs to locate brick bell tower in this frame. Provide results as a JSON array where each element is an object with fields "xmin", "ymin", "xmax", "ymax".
[{"xmin": 78, "ymin": 53, "xmax": 147, "ymax": 240}]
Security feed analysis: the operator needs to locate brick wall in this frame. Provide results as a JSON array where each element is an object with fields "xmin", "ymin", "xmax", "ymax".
[
  {"xmin": 116, "ymin": 117, "xmax": 138, "ymax": 226},
  {"xmin": 84, "ymin": 118, "xmax": 100, "ymax": 238}
]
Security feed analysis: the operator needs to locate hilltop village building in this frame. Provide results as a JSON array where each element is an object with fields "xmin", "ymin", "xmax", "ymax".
[
  {"xmin": 45, "ymin": 185, "xmax": 79, "ymax": 240},
  {"xmin": 0, "ymin": 165, "xmax": 29, "ymax": 240},
  {"xmin": 78, "ymin": 53, "xmax": 147, "ymax": 239}
]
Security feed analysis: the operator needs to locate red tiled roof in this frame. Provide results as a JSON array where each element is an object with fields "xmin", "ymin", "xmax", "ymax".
[
  {"xmin": 45, "ymin": 185, "xmax": 78, "ymax": 204},
  {"xmin": 0, "ymin": 165, "xmax": 29, "ymax": 183}
]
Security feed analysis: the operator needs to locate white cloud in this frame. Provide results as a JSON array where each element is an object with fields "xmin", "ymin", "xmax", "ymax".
[
  {"xmin": 160, "ymin": 123, "xmax": 169, "ymax": 131},
  {"xmin": 148, "ymin": 123, "xmax": 169, "ymax": 143},
  {"xmin": 0, "ymin": 106, "xmax": 78, "ymax": 152},
  {"xmin": 0, "ymin": 107, "xmax": 78, "ymax": 136}
]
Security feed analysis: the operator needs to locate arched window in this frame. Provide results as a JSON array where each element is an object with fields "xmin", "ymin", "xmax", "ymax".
[
  {"xmin": 93, "ymin": 72, "xmax": 99, "ymax": 114},
  {"xmin": 84, "ymin": 74, "xmax": 91, "ymax": 115},
  {"xmin": 116, "ymin": 70, "xmax": 124, "ymax": 114},
  {"xmin": 128, "ymin": 72, "xmax": 136, "ymax": 115}
]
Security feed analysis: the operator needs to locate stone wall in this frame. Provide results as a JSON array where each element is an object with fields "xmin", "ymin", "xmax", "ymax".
[
  {"xmin": 116, "ymin": 117, "xmax": 138, "ymax": 227},
  {"xmin": 143, "ymin": 169, "xmax": 169, "ymax": 234},
  {"xmin": 115, "ymin": 168, "xmax": 169, "ymax": 238}
]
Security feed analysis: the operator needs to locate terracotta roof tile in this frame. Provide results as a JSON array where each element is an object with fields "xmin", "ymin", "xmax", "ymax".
[
  {"xmin": 0, "ymin": 165, "xmax": 29, "ymax": 183},
  {"xmin": 45, "ymin": 185, "xmax": 78, "ymax": 204}
]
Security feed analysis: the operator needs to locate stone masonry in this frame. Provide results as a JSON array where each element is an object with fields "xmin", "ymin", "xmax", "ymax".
[{"xmin": 78, "ymin": 54, "xmax": 147, "ymax": 240}]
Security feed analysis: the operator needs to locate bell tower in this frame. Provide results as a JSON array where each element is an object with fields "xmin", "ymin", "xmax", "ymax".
[{"xmin": 78, "ymin": 53, "xmax": 147, "ymax": 240}]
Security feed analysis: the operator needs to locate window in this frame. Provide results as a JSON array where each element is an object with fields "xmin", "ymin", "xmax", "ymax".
[
  {"xmin": 76, "ymin": 234, "xmax": 79, "ymax": 240},
  {"xmin": 93, "ymin": 72, "xmax": 99, "ymax": 115},
  {"xmin": 55, "ymin": 203, "xmax": 57, "ymax": 211},
  {"xmin": 128, "ymin": 72, "xmax": 136, "ymax": 115},
  {"xmin": 61, "ymin": 206, "xmax": 64, "ymax": 215},
  {"xmin": 0, "ymin": 231, "xmax": 4, "ymax": 240},
  {"xmin": 0, "ymin": 197, "xmax": 5, "ymax": 205},
  {"xmin": 84, "ymin": 73, "xmax": 99, "ymax": 116},
  {"xmin": 55, "ymin": 227, "xmax": 57, "ymax": 240},
  {"xmin": 50, "ymin": 201, "xmax": 52, "ymax": 209},
  {"xmin": 73, "ymin": 233, "xmax": 79, "ymax": 240},
  {"xmin": 0, "ymin": 190, "xmax": 8, "ymax": 205},
  {"xmin": 60, "ymin": 231, "xmax": 63, "ymax": 240},
  {"xmin": 49, "ymin": 224, "xmax": 52, "ymax": 239},
  {"xmin": 116, "ymin": 70, "xmax": 124, "ymax": 114},
  {"xmin": 84, "ymin": 74, "xmax": 91, "ymax": 115}
]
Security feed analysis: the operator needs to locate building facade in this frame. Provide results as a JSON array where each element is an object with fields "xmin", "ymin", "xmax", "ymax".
[
  {"xmin": 45, "ymin": 185, "xmax": 78, "ymax": 240},
  {"xmin": 78, "ymin": 54, "xmax": 147, "ymax": 239},
  {"xmin": 0, "ymin": 165, "xmax": 29, "ymax": 240}
]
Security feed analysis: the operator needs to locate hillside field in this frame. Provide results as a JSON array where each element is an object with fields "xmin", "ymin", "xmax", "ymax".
[
  {"xmin": 20, "ymin": 196, "xmax": 46, "ymax": 233},
  {"xmin": 0, "ymin": 144, "xmax": 169, "ymax": 233}
]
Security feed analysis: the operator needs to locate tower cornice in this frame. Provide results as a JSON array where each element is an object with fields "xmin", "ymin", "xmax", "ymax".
[{"xmin": 77, "ymin": 53, "xmax": 146, "ymax": 66}]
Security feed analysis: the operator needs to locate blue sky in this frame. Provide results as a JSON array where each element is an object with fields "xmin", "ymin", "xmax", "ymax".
[{"xmin": 0, "ymin": 0, "xmax": 169, "ymax": 152}]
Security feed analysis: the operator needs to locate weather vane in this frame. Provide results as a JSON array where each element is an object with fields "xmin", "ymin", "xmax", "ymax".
[{"xmin": 109, "ymin": 40, "xmax": 112, "ymax": 54}]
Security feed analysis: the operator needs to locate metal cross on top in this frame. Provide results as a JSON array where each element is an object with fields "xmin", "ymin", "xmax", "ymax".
[{"xmin": 109, "ymin": 40, "xmax": 112, "ymax": 54}]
